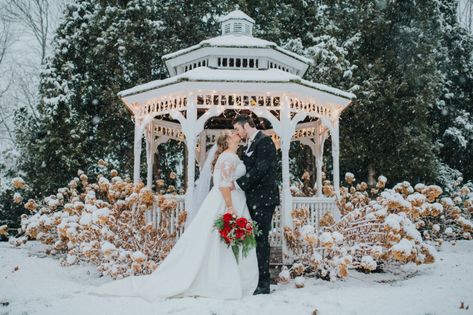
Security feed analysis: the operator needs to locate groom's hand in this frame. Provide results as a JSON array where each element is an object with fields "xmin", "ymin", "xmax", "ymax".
[{"xmin": 230, "ymin": 181, "xmax": 236, "ymax": 191}]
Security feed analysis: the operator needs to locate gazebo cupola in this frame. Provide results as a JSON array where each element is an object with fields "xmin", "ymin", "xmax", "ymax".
[
  {"xmin": 162, "ymin": 10, "xmax": 311, "ymax": 77},
  {"xmin": 119, "ymin": 10, "xmax": 355, "ymax": 264},
  {"xmin": 220, "ymin": 9, "xmax": 255, "ymax": 36}
]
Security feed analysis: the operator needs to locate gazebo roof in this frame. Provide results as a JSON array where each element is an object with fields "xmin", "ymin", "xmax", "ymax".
[
  {"xmin": 119, "ymin": 67, "xmax": 355, "ymax": 100},
  {"xmin": 162, "ymin": 35, "xmax": 313, "ymax": 65}
]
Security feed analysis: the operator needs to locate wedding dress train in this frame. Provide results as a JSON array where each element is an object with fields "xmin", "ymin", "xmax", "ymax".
[{"xmin": 90, "ymin": 151, "xmax": 258, "ymax": 301}]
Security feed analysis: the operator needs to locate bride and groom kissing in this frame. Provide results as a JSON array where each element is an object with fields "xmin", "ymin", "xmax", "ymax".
[{"xmin": 91, "ymin": 114, "xmax": 279, "ymax": 301}]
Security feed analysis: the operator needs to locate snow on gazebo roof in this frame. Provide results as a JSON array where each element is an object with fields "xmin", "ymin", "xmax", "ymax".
[
  {"xmin": 118, "ymin": 67, "xmax": 355, "ymax": 100},
  {"xmin": 162, "ymin": 35, "xmax": 313, "ymax": 66},
  {"xmin": 218, "ymin": 9, "xmax": 255, "ymax": 24}
]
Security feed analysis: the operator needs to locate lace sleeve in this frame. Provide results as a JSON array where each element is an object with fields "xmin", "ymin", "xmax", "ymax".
[{"xmin": 215, "ymin": 154, "xmax": 237, "ymax": 188}]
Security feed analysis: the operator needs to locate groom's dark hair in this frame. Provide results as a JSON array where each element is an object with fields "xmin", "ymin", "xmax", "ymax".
[{"xmin": 232, "ymin": 114, "xmax": 256, "ymax": 128}]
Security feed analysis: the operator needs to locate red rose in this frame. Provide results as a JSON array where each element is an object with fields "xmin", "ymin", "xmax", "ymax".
[
  {"xmin": 223, "ymin": 226, "xmax": 232, "ymax": 234},
  {"xmin": 223, "ymin": 212, "xmax": 233, "ymax": 223},
  {"xmin": 246, "ymin": 223, "xmax": 253, "ymax": 234},
  {"xmin": 236, "ymin": 217, "xmax": 248, "ymax": 228},
  {"xmin": 235, "ymin": 229, "xmax": 245, "ymax": 239}
]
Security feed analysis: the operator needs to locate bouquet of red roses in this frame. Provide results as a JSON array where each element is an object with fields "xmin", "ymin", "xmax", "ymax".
[{"xmin": 214, "ymin": 211, "xmax": 260, "ymax": 263}]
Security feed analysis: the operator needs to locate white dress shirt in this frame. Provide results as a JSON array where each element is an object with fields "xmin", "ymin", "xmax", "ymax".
[{"xmin": 245, "ymin": 130, "xmax": 260, "ymax": 154}]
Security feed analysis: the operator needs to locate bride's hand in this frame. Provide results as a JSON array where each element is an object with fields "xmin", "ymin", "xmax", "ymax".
[{"xmin": 226, "ymin": 206, "xmax": 236, "ymax": 215}]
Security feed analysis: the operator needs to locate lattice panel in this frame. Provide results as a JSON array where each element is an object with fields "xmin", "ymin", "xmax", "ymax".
[
  {"xmin": 140, "ymin": 97, "xmax": 187, "ymax": 116},
  {"xmin": 154, "ymin": 124, "xmax": 185, "ymax": 141},
  {"xmin": 196, "ymin": 94, "xmax": 281, "ymax": 108},
  {"xmin": 289, "ymin": 98, "xmax": 332, "ymax": 117}
]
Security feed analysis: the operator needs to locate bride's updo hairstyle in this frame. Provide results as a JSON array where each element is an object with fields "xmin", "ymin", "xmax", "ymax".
[{"xmin": 212, "ymin": 131, "xmax": 231, "ymax": 171}]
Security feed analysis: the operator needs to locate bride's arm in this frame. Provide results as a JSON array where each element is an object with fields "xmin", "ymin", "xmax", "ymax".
[
  {"xmin": 219, "ymin": 187, "xmax": 235, "ymax": 214},
  {"xmin": 217, "ymin": 158, "xmax": 237, "ymax": 214}
]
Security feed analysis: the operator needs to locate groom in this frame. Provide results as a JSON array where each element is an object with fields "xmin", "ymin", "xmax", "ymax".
[{"xmin": 232, "ymin": 114, "xmax": 279, "ymax": 295}]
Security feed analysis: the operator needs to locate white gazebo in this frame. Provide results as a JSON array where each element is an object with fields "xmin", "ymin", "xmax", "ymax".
[{"xmin": 118, "ymin": 10, "xmax": 354, "ymax": 263}]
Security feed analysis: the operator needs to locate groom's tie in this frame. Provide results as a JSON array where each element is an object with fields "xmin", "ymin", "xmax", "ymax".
[{"xmin": 245, "ymin": 139, "xmax": 253, "ymax": 154}]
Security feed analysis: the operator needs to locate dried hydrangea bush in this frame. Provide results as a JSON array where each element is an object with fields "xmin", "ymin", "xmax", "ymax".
[
  {"xmin": 282, "ymin": 173, "xmax": 473, "ymax": 285},
  {"xmin": 9, "ymin": 164, "xmax": 186, "ymax": 279}
]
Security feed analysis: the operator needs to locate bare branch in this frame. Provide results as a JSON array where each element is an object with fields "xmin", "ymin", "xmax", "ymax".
[
  {"xmin": 0, "ymin": 18, "xmax": 12, "ymax": 66},
  {"xmin": 10, "ymin": 69, "xmax": 40, "ymax": 121},
  {"xmin": 2, "ymin": 0, "xmax": 52, "ymax": 64},
  {"xmin": 0, "ymin": 105, "xmax": 15, "ymax": 143}
]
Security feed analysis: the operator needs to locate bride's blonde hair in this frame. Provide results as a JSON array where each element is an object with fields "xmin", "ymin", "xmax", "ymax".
[{"xmin": 212, "ymin": 131, "xmax": 231, "ymax": 171}]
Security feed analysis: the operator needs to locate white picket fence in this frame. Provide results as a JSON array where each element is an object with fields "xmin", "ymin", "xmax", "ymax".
[{"xmin": 146, "ymin": 195, "xmax": 339, "ymax": 248}]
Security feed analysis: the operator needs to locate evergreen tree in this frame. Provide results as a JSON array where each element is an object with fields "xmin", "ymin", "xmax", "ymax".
[
  {"xmin": 434, "ymin": 0, "xmax": 473, "ymax": 183},
  {"xmin": 301, "ymin": 1, "xmax": 443, "ymax": 184},
  {"xmin": 270, "ymin": 1, "xmax": 444, "ymax": 185}
]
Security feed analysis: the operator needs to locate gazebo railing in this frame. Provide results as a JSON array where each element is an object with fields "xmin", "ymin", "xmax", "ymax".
[
  {"xmin": 145, "ymin": 195, "xmax": 187, "ymax": 237},
  {"xmin": 269, "ymin": 196, "xmax": 339, "ymax": 247},
  {"xmin": 293, "ymin": 195, "xmax": 340, "ymax": 227},
  {"xmin": 146, "ymin": 195, "xmax": 338, "ymax": 248}
]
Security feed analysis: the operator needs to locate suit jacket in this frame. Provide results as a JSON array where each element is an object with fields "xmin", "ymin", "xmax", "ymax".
[{"xmin": 236, "ymin": 131, "xmax": 280, "ymax": 213}]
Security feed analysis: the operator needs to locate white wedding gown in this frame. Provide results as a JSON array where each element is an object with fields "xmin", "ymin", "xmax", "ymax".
[{"xmin": 90, "ymin": 151, "xmax": 258, "ymax": 301}]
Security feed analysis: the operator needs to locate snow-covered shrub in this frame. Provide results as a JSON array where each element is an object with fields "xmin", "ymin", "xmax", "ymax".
[
  {"xmin": 12, "ymin": 167, "xmax": 186, "ymax": 279},
  {"xmin": 283, "ymin": 173, "xmax": 472, "ymax": 282},
  {"xmin": 283, "ymin": 208, "xmax": 352, "ymax": 282}
]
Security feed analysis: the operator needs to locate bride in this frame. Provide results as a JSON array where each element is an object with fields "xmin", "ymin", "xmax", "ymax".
[{"xmin": 90, "ymin": 131, "xmax": 259, "ymax": 301}]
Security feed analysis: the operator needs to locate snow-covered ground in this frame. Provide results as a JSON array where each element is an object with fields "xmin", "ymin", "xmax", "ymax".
[{"xmin": 1, "ymin": 241, "xmax": 472, "ymax": 315}]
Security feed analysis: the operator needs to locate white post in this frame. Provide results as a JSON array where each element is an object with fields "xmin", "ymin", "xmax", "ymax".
[
  {"xmin": 280, "ymin": 97, "xmax": 293, "ymax": 265},
  {"xmin": 184, "ymin": 96, "xmax": 197, "ymax": 217},
  {"xmin": 197, "ymin": 131, "xmax": 207, "ymax": 170},
  {"xmin": 314, "ymin": 121, "xmax": 325, "ymax": 197},
  {"xmin": 281, "ymin": 138, "xmax": 292, "ymax": 227},
  {"xmin": 133, "ymin": 117, "xmax": 143, "ymax": 184},
  {"xmin": 332, "ymin": 117, "xmax": 341, "ymax": 199},
  {"xmin": 145, "ymin": 123, "xmax": 155, "ymax": 189}
]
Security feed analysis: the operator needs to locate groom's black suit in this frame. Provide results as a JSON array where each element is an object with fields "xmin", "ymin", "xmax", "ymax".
[{"xmin": 236, "ymin": 131, "xmax": 279, "ymax": 292}]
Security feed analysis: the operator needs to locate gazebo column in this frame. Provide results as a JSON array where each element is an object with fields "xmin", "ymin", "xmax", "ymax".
[
  {"xmin": 321, "ymin": 115, "xmax": 341, "ymax": 199},
  {"xmin": 186, "ymin": 137, "xmax": 197, "ymax": 208},
  {"xmin": 133, "ymin": 115, "xmax": 155, "ymax": 185},
  {"xmin": 332, "ymin": 118, "xmax": 341, "ymax": 199},
  {"xmin": 181, "ymin": 97, "xmax": 198, "ymax": 216},
  {"xmin": 197, "ymin": 131, "xmax": 208, "ymax": 170},
  {"xmin": 133, "ymin": 117, "xmax": 144, "ymax": 184},
  {"xmin": 280, "ymin": 137, "xmax": 291, "ymax": 228},
  {"xmin": 314, "ymin": 122, "xmax": 327, "ymax": 197},
  {"xmin": 145, "ymin": 123, "xmax": 156, "ymax": 189}
]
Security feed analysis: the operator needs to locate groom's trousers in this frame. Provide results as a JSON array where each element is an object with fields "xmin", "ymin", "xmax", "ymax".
[{"xmin": 252, "ymin": 205, "xmax": 276, "ymax": 290}]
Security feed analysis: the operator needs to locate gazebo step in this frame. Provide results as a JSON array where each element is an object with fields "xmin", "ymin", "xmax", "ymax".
[
  {"xmin": 270, "ymin": 246, "xmax": 285, "ymax": 284},
  {"xmin": 270, "ymin": 245, "xmax": 283, "ymax": 265}
]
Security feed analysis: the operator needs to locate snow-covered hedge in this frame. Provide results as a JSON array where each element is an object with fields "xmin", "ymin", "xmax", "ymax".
[
  {"xmin": 9, "ymin": 167, "xmax": 186, "ymax": 279},
  {"xmin": 282, "ymin": 174, "xmax": 473, "ymax": 284}
]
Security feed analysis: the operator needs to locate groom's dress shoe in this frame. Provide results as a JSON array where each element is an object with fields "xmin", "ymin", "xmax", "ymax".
[{"xmin": 253, "ymin": 287, "xmax": 270, "ymax": 295}]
